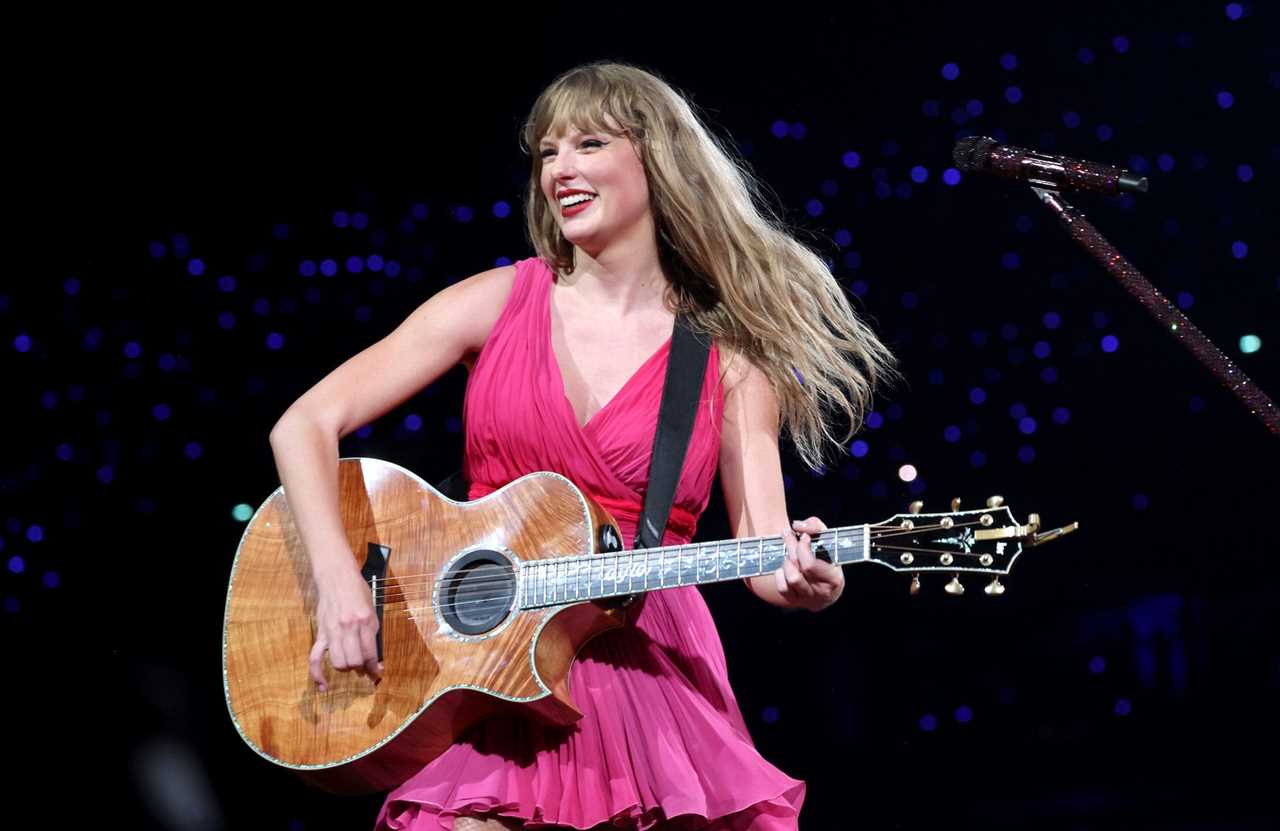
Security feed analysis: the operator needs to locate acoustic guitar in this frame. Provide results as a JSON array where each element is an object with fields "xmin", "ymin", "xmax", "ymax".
[{"xmin": 223, "ymin": 457, "xmax": 1075, "ymax": 793}]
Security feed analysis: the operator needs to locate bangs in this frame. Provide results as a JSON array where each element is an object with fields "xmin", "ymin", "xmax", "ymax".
[{"xmin": 522, "ymin": 68, "xmax": 642, "ymax": 155}]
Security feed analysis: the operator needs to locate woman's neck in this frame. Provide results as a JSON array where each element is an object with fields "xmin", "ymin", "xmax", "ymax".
[{"xmin": 558, "ymin": 244, "xmax": 670, "ymax": 317}]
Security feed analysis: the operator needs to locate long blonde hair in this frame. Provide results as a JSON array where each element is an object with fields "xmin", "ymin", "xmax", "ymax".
[{"xmin": 521, "ymin": 62, "xmax": 896, "ymax": 470}]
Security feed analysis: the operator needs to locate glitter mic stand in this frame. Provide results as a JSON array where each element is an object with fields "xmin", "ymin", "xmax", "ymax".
[{"xmin": 1031, "ymin": 185, "xmax": 1279, "ymax": 436}]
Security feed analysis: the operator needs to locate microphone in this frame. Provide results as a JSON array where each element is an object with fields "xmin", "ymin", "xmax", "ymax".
[{"xmin": 953, "ymin": 136, "xmax": 1149, "ymax": 195}]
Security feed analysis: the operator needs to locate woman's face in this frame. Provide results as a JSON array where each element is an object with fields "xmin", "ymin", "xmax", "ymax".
[{"xmin": 538, "ymin": 125, "xmax": 652, "ymax": 254}]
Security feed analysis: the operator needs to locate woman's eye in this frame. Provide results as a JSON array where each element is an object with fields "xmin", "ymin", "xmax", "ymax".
[
  {"xmin": 581, "ymin": 139, "xmax": 605, "ymax": 149},
  {"xmin": 539, "ymin": 149, "xmax": 555, "ymax": 159}
]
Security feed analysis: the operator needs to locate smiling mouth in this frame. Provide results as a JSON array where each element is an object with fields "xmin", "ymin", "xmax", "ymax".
[{"xmin": 560, "ymin": 196, "xmax": 595, "ymax": 217}]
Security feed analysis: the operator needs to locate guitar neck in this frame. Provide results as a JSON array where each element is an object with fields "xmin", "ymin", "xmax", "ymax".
[{"xmin": 518, "ymin": 526, "xmax": 869, "ymax": 609}]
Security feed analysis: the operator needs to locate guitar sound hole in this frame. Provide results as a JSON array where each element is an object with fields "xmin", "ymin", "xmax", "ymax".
[{"xmin": 442, "ymin": 549, "xmax": 516, "ymax": 636}]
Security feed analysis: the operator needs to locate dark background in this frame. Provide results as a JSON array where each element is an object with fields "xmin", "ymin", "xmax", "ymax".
[{"xmin": 7, "ymin": 3, "xmax": 1278, "ymax": 828}]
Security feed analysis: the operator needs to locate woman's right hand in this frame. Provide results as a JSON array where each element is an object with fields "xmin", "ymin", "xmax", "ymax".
[{"xmin": 309, "ymin": 564, "xmax": 383, "ymax": 691}]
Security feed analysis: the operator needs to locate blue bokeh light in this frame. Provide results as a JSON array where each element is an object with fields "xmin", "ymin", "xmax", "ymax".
[{"xmin": 941, "ymin": 63, "xmax": 960, "ymax": 80}]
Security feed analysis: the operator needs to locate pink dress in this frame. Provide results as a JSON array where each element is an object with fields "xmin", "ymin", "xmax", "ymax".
[{"xmin": 376, "ymin": 257, "xmax": 805, "ymax": 830}]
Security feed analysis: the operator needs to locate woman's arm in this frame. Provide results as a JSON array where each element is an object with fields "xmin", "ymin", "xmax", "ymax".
[
  {"xmin": 718, "ymin": 353, "xmax": 845, "ymax": 612},
  {"xmin": 267, "ymin": 265, "xmax": 516, "ymax": 688}
]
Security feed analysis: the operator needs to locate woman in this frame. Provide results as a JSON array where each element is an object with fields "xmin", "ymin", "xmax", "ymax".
[{"xmin": 268, "ymin": 62, "xmax": 895, "ymax": 830}]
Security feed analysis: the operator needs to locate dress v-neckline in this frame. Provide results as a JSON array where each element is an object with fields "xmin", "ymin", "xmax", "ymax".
[{"xmin": 546, "ymin": 281, "xmax": 673, "ymax": 433}]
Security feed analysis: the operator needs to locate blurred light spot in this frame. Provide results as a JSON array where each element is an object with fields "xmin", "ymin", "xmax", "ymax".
[
  {"xmin": 943, "ymin": 425, "xmax": 961, "ymax": 443},
  {"xmin": 1231, "ymin": 240, "xmax": 1248, "ymax": 259},
  {"xmin": 942, "ymin": 168, "xmax": 961, "ymax": 186},
  {"xmin": 64, "ymin": 277, "xmax": 81, "ymax": 296},
  {"xmin": 850, "ymin": 440, "xmax": 869, "ymax": 458},
  {"xmin": 1189, "ymin": 395, "xmax": 1206, "ymax": 414},
  {"xmin": 898, "ymin": 464, "xmax": 918, "ymax": 482},
  {"xmin": 1156, "ymin": 153, "xmax": 1175, "ymax": 172},
  {"xmin": 1216, "ymin": 91, "xmax": 1234, "ymax": 109},
  {"xmin": 965, "ymin": 99, "xmax": 984, "ymax": 117},
  {"xmin": 1004, "ymin": 86, "xmax": 1023, "ymax": 104},
  {"xmin": 1092, "ymin": 311, "xmax": 1109, "ymax": 328},
  {"xmin": 762, "ymin": 705, "xmax": 780, "ymax": 724},
  {"xmin": 332, "ymin": 211, "xmax": 350, "ymax": 228},
  {"xmin": 1009, "ymin": 402, "xmax": 1028, "ymax": 419},
  {"xmin": 149, "ymin": 240, "xmax": 167, "ymax": 259},
  {"xmin": 217, "ymin": 312, "xmax": 236, "ymax": 330},
  {"xmin": 152, "ymin": 403, "xmax": 172, "ymax": 421},
  {"xmin": 941, "ymin": 63, "xmax": 960, "ymax": 80},
  {"xmin": 842, "ymin": 150, "xmax": 861, "ymax": 168},
  {"xmin": 887, "ymin": 403, "xmax": 905, "ymax": 421},
  {"xmin": 404, "ymin": 414, "xmax": 423, "ymax": 432},
  {"xmin": 1176, "ymin": 291, "xmax": 1194, "ymax": 309},
  {"xmin": 1062, "ymin": 111, "xmax": 1081, "ymax": 128},
  {"xmin": 1112, "ymin": 35, "xmax": 1130, "ymax": 53},
  {"xmin": 232, "ymin": 503, "xmax": 253, "ymax": 522},
  {"xmin": 999, "ymin": 53, "xmax": 1017, "ymax": 70},
  {"xmin": 42, "ymin": 571, "xmax": 60, "ymax": 589},
  {"xmin": 184, "ymin": 442, "xmax": 203, "ymax": 460},
  {"xmin": 910, "ymin": 166, "xmax": 928, "ymax": 183},
  {"xmin": 445, "ymin": 416, "xmax": 463, "ymax": 434},
  {"xmin": 1015, "ymin": 215, "xmax": 1033, "ymax": 233},
  {"xmin": 1225, "ymin": 3, "xmax": 1243, "ymax": 20},
  {"xmin": 1040, "ymin": 367, "xmax": 1059, "ymax": 384},
  {"xmin": 1236, "ymin": 164, "xmax": 1253, "ymax": 183},
  {"xmin": 1240, "ymin": 334, "xmax": 1261, "ymax": 354},
  {"xmin": 384, "ymin": 261, "xmax": 401, "ymax": 278},
  {"xmin": 927, "ymin": 368, "xmax": 944, "ymax": 385},
  {"xmin": 1017, "ymin": 445, "xmax": 1036, "ymax": 463},
  {"xmin": 901, "ymin": 291, "xmax": 918, "ymax": 310},
  {"xmin": 7, "ymin": 556, "xmax": 23, "ymax": 574},
  {"xmin": 1096, "ymin": 124, "xmax": 1114, "ymax": 141},
  {"xmin": 454, "ymin": 206, "xmax": 474, "ymax": 223},
  {"xmin": 954, "ymin": 706, "xmax": 973, "ymax": 723},
  {"xmin": 1019, "ymin": 417, "xmax": 1037, "ymax": 435},
  {"xmin": 789, "ymin": 122, "xmax": 807, "ymax": 140},
  {"xmin": 1002, "ymin": 252, "xmax": 1020, "ymax": 270},
  {"xmin": 805, "ymin": 199, "xmax": 824, "ymax": 217},
  {"xmin": 218, "ymin": 275, "xmax": 236, "ymax": 292},
  {"xmin": 351, "ymin": 212, "xmax": 368, "ymax": 230},
  {"xmin": 1000, "ymin": 323, "xmax": 1019, "ymax": 341},
  {"xmin": 1077, "ymin": 47, "xmax": 1095, "ymax": 65},
  {"xmin": 25, "ymin": 525, "xmax": 43, "ymax": 543},
  {"xmin": 345, "ymin": 256, "xmax": 364, "ymax": 274},
  {"xmin": 1101, "ymin": 335, "xmax": 1120, "ymax": 352},
  {"xmin": 919, "ymin": 713, "xmax": 938, "ymax": 731},
  {"xmin": 1089, "ymin": 656, "xmax": 1106, "ymax": 674},
  {"xmin": 320, "ymin": 259, "xmax": 338, "ymax": 277},
  {"xmin": 1043, "ymin": 311, "xmax": 1061, "ymax": 329},
  {"xmin": 55, "ymin": 443, "xmax": 73, "ymax": 461},
  {"xmin": 969, "ymin": 387, "xmax": 987, "ymax": 405},
  {"xmin": 834, "ymin": 229, "xmax": 853, "ymax": 247},
  {"xmin": 850, "ymin": 277, "xmax": 868, "ymax": 295},
  {"xmin": 411, "ymin": 203, "xmax": 429, "ymax": 220},
  {"xmin": 921, "ymin": 99, "xmax": 941, "ymax": 117},
  {"xmin": 492, "ymin": 200, "xmax": 512, "ymax": 219},
  {"xmin": 266, "ymin": 333, "xmax": 285, "ymax": 350},
  {"xmin": 969, "ymin": 450, "xmax": 987, "ymax": 468},
  {"xmin": 1033, "ymin": 341, "xmax": 1051, "ymax": 359},
  {"xmin": 299, "ymin": 260, "xmax": 317, "ymax": 277},
  {"xmin": 1115, "ymin": 698, "xmax": 1132, "ymax": 716},
  {"xmin": 865, "ymin": 412, "xmax": 884, "ymax": 430},
  {"xmin": 1132, "ymin": 492, "xmax": 1150, "ymax": 510},
  {"xmin": 187, "ymin": 259, "xmax": 206, "ymax": 276}
]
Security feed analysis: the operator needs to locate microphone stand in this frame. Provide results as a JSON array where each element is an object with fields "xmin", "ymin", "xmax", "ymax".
[{"xmin": 1031, "ymin": 186, "xmax": 1279, "ymax": 437}]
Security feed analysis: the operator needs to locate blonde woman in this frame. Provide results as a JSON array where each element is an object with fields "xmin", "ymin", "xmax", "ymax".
[{"xmin": 268, "ymin": 62, "xmax": 895, "ymax": 831}]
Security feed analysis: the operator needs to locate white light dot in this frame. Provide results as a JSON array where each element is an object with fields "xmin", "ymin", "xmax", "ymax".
[{"xmin": 898, "ymin": 464, "xmax": 918, "ymax": 482}]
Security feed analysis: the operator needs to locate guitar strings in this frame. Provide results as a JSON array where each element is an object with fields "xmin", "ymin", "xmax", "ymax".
[
  {"xmin": 367, "ymin": 540, "xmax": 996, "ymax": 616},
  {"xmin": 353, "ymin": 519, "xmax": 989, "ymax": 602}
]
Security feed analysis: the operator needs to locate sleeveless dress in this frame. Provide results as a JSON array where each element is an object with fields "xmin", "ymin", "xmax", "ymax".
[{"xmin": 376, "ymin": 257, "xmax": 805, "ymax": 830}]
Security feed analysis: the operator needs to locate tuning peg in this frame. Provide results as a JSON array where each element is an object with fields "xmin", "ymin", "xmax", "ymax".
[
  {"xmin": 986, "ymin": 495, "xmax": 1005, "ymax": 508},
  {"xmin": 908, "ymin": 500, "xmax": 924, "ymax": 514},
  {"xmin": 944, "ymin": 575, "xmax": 965, "ymax": 595},
  {"xmin": 984, "ymin": 577, "xmax": 1006, "ymax": 596},
  {"xmin": 1027, "ymin": 513, "xmax": 1041, "ymax": 533},
  {"xmin": 1030, "ymin": 521, "xmax": 1081, "ymax": 546},
  {"xmin": 950, "ymin": 497, "xmax": 962, "ymax": 512},
  {"xmin": 909, "ymin": 574, "xmax": 921, "ymax": 596}
]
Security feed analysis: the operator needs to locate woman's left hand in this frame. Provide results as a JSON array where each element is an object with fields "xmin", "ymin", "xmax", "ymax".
[{"xmin": 777, "ymin": 517, "xmax": 845, "ymax": 612}]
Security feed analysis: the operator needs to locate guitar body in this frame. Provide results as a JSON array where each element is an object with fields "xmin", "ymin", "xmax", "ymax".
[{"xmin": 222, "ymin": 458, "xmax": 627, "ymax": 794}]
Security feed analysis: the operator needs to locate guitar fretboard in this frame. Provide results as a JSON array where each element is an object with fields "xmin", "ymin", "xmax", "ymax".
[{"xmin": 519, "ymin": 526, "xmax": 869, "ymax": 608}]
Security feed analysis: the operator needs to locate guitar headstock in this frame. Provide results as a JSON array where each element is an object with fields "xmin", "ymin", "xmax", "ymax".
[{"xmin": 869, "ymin": 496, "xmax": 1077, "ymax": 596}]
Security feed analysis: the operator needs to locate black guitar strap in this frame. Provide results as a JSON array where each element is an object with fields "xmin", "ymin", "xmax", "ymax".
[{"xmin": 633, "ymin": 313, "xmax": 711, "ymax": 550}]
